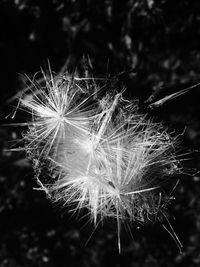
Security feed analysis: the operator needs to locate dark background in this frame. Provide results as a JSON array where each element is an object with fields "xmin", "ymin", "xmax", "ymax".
[{"xmin": 0, "ymin": 0, "xmax": 200, "ymax": 266}]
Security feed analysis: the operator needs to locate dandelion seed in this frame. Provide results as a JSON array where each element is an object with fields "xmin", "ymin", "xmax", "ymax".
[{"xmin": 14, "ymin": 67, "xmax": 182, "ymax": 252}]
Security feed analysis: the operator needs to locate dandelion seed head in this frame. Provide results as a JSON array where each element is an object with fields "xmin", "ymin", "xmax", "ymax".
[{"xmin": 16, "ymin": 67, "xmax": 182, "ymax": 252}]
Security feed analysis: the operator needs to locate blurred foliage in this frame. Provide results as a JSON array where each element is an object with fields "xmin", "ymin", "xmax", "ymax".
[{"xmin": 0, "ymin": 0, "xmax": 200, "ymax": 266}]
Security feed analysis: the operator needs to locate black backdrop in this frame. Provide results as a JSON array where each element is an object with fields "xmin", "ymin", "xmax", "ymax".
[{"xmin": 0, "ymin": 1, "xmax": 200, "ymax": 266}]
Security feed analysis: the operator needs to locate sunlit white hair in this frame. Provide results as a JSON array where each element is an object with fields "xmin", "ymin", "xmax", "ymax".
[{"xmin": 18, "ymin": 68, "xmax": 182, "ymax": 252}]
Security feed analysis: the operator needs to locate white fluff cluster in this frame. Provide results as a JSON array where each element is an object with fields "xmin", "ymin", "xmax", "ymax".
[{"xmin": 20, "ymin": 70, "xmax": 181, "ymax": 251}]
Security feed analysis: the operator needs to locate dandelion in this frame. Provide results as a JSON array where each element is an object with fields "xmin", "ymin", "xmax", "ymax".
[{"xmin": 15, "ymin": 67, "xmax": 182, "ymax": 252}]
